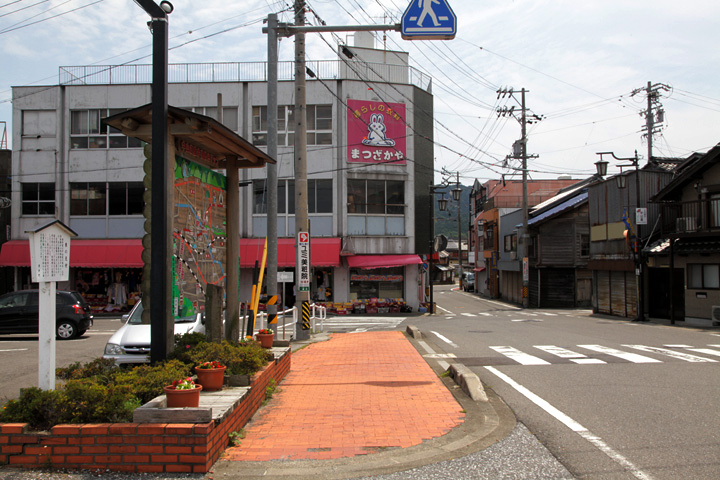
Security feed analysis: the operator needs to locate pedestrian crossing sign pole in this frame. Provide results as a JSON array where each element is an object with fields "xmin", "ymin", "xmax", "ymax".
[{"xmin": 401, "ymin": 0, "xmax": 457, "ymax": 40}]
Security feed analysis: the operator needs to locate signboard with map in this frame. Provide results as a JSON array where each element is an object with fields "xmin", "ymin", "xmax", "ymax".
[{"xmin": 173, "ymin": 155, "xmax": 227, "ymax": 317}]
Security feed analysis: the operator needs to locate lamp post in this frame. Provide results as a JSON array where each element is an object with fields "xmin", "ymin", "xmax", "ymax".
[
  {"xmin": 596, "ymin": 151, "xmax": 645, "ymax": 322},
  {"xmin": 428, "ymin": 186, "xmax": 449, "ymax": 313},
  {"xmin": 452, "ymin": 174, "xmax": 463, "ymax": 287},
  {"xmin": 133, "ymin": 0, "xmax": 174, "ymax": 362}
]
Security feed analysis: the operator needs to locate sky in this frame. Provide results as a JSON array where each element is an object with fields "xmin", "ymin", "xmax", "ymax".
[{"xmin": 1, "ymin": 0, "xmax": 719, "ymax": 185}]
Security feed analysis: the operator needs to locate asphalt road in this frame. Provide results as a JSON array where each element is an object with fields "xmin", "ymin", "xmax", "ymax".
[
  {"xmin": 411, "ymin": 285, "xmax": 720, "ymax": 480},
  {"xmin": 0, "ymin": 315, "xmax": 122, "ymax": 402}
]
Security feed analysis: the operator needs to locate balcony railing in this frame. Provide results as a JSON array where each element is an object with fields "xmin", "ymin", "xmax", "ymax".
[
  {"xmin": 59, "ymin": 61, "xmax": 432, "ymax": 91},
  {"xmin": 658, "ymin": 198, "xmax": 720, "ymax": 236}
]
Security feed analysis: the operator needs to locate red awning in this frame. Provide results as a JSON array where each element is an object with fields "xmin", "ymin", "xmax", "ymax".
[
  {"xmin": 473, "ymin": 267, "xmax": 486, "ymax": 272},
  {"xmin": 345, "ymin": 254, "xmax": 423, "ymax": 269},
  {"xmin": 0, "ymin": 239, "xmax": 143, "ymax": 268},
  {"xmin": 239, "ymin": 238, "xmax": 341, "ymax": 268}
]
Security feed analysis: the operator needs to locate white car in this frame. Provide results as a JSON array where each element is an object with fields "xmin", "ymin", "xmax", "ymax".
[{"xmin": 103, "ymin": 300, "xmax": 205, "ymax": 365}]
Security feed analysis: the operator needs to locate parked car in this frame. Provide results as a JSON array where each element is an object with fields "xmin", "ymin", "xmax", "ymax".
[
  {"xmin": 0, "ymin": 289, "xmax": 93, "ymax": 339},
  {"xmin": 103, "ymin": 300, "xmax": 205, "ymax": 365},
  {"xmin": 461, "ymin": 272, "xmax": 475, "ymax": 292}
]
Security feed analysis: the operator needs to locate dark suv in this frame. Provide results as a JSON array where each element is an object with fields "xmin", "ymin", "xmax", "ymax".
[{"xmin": 0, "ymin": 290, "xmax": 93, "ymax": 339}]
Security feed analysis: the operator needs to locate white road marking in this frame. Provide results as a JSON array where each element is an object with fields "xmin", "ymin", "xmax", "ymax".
[
  {"xmin": 431, "ymin": 331, "xmax": 458, "ymax": 348},
  {"xmin": 685, "ymin": 348, "xmax": 720, "ymax": 357},
  {"xmin": 537, "ymin": 312, "xmax": 558, "ymax": 316},
  {"xmin": 0, "ymin": 348, "xmax": 28, "ymax": 352},
  {"xmin": 490, "ymin": 346, "xmax": 550, "ymax": 365},
  {"xmin": 535, "ymin": 345, "xmax": 606, "ymax": 365},
  {"xmin": 479, "ymin": 313, "xmax": 492, "ymax": 316},
  {"xmin": 461, "ymin": 313, "xmax": 477, "ymax": 317},
  {"xmin": 423, "ymin": 353, "xmax": 457, "ymax": 359},
  {"xmin": 417, "ymin": 340, "xmax": 435, "ymax": 355},
  {"xmin": 624, "ymin": 345, "xmax": 717, "ymax": 363},
  {"xmin": 578, "ymin": 345, "xmax": 662, "ymax": 363},
  {"xmin": 485, "ymin": 367, "xmax": 654, "ymax": 480},
  {"xmin": 663, "ymin": 344, "xmax": 693, "ymax": 348},
  {"xmin": 436, "ymin": 305, "xmax": 453, "ymax": 314}
]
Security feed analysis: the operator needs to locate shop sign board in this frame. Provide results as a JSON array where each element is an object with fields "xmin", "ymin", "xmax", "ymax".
[
  {"xmin": 298, "ymin": 232, "xmax": 310, "ymax": 292},
  {"xmin": 347, "ymin": 99, "xmax": 406, "ymax": 165}
]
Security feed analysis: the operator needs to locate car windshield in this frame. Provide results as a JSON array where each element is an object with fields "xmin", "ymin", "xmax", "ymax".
[{"xmin": 127, "ymin": 301, "xmax": 198, "ymax": 324}]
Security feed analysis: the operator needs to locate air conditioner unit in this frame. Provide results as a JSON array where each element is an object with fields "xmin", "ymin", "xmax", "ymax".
[
  {"xmin": 510, "ymin": 251, "xmax": 518, "ymax": 260},
  {"xmin": 712, "ymin": 305, "xmax": 720, "ymax": 323},
  {"xmin": 676, "ymin": 217, "xmax": 697, "ymax": 233}
]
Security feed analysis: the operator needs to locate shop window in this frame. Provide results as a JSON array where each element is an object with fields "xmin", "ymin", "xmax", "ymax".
[
  {"xmin": 252, "ymin": 105, "xmax": 331, "ymax": 146},
  {"xmin": 350, "ymin": 267, "xmax": 404, "ymax": 300},
  {"xmin": 688, "ymin": 264, "xmax": 720, "ymax": 289},
  {"xmin": 347, "ymin": 179, "xmax": 405, "ymax": 235},
  {"xmin": 21, "ymin": 183, "xmax": 55, "ymax": 216},
  {"xmin": 70, "ymin": 109, "xmax": 143, "ymax": 149}
]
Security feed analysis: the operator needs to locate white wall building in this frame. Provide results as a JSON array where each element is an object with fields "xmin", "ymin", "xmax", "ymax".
[{"xmin": 3, "ymin": 36, "xmax": 434, "ymax": 314}]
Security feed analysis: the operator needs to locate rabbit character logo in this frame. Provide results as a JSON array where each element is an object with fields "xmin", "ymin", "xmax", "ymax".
[{"xmin": 362, "ymin": 113, "xmax": 396, "ymax": 147}]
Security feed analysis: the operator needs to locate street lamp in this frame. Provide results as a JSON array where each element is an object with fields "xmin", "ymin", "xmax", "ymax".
[
  {"xmin": 133, "ymin": 0, "xmax": 173, "ymax": 362},
  {"xmin": 596, "ymin": 150, "xmax": 644, "ymax": 322},
  {"xmin": 427, "ymin": 185, "xmax": 451, "ymax": 313}
]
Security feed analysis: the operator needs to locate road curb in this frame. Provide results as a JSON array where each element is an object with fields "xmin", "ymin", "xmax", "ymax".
[{"xmin": 447, "ymin": 362, "xmax": 489, "ymax": 402}]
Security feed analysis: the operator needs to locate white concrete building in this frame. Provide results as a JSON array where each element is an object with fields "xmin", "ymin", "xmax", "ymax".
[{"xmin": 2, "ymin": 36, "xmax": 434, "ymax": 314}]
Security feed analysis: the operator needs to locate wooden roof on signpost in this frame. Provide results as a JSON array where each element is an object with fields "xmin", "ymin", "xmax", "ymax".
[{"xmin": 102, "ymin": 104, "xmax": 275, "ymax": 170}]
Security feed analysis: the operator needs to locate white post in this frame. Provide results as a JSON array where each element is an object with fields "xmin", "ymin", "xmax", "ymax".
[{"xmin": 38, "ymin": 281, "xmax": 56, "ymax": 390}]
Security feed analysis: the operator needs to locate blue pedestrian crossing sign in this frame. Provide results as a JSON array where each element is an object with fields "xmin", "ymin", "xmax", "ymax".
[{"xmin": 401, "ymin": 0, "xmax": 457, "ymax": 40}]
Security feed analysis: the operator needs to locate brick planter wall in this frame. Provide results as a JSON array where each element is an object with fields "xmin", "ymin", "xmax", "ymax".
[{"xmin": 0, "ymin": 349, "xmax": 291, "ymax": 473}]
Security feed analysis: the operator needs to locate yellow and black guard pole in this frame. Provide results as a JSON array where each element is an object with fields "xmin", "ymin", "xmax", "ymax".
[{"xmin": 301, "ymin": 301, "xmax": 311, "ymax": 331}]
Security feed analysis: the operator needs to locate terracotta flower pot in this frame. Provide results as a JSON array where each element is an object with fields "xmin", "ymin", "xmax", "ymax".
[
  {"xmin": 256, "ymin": 333, "xmax": 274, "ymax": 348},
  {"xmin": 163, "ymin": 385, "xmax": 202, "ymax": 408},
  {"xmin": 194, "ymin": 365, "xmax": 226, "ymax": 391}
]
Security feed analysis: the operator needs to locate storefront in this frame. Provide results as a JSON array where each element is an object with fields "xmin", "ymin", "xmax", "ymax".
[
  {"xmin": 341, "ymin": 254, "xmax": 422, "ymax": 314},
  {"xmin": 239, "ymin": 237, "xmax": 342, "ymax": 307},
  {"xmin": 0, "ymin": 238, "xmax": 143, "ymax": 315}
]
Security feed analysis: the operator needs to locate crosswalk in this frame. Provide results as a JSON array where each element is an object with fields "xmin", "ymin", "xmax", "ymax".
[
  {"xmin": 320, "ymin": 316, "xmax": 407, "ymax": 333},
  {"xmin": 476, "ymin": 344, "xmax": 720, "ymax": 366}
]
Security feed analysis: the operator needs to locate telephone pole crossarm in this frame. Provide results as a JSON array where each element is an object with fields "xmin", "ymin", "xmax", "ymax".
[{"xmin": 264, "ymin": 23, "xmax": 401, "ymax": 37}]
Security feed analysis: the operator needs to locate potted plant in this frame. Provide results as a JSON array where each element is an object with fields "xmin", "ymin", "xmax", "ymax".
[
  {"xmin": 256, "ymin": 328, "xmax": 274, "ymax": 348},
  {"xmin": 194, "ymin": 360, "xmax": 227, "ymax": 391},
  {"xmin": 163, "ymin": 377, "xmax": 202, "ymax": 408}
]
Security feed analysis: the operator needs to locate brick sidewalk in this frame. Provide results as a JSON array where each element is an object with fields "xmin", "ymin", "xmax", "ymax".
[{"xmin": 223, "ymin": 331, "xmax": 465, "ymax": 461}]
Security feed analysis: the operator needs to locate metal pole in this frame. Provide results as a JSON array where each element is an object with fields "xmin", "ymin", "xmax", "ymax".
[
  {"xmin": 267, "ymin": 13, "xmax": 279, "ymax": 331},
  {"xmin": 457, "ymin": 172, "xmax": 462, "ymax": 287},
  {"xmin": 294, "ymin": 0, "xmax": 310, "ymax": 340},
  {"xmin": 429, "ymin": 185, "xmax": 435, "ymax": 312},
  {"xmin": 634, "ymin": 152, "xmax": 645, "ymax": 321},
  {"xmin": 646, "ymin": 81, "xmax": 653, "ymax": 163},
  {"xmin": 521, "ymin": 88, "xmax": 529, "ymax": 308},
  {"xmin": 149, "ymin": 13, "xmax": 172, "ymax": 363}
]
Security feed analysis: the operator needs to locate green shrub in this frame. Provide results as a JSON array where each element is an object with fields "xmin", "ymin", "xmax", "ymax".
[
  {"xmin": 0, "ymin": 336, "xmax": 272, "ymax": 429},
  {"xmin": 112, "ymin": 359, "xmax": 192, "ymax": 404},
  {"xmin": 56, "ymin": 357, "xmax": 119, "ymax": 384},
  {"xmin": 0, "ymin": 387, "xmax": 63, "ymax": 431},
  {"xmin": 182, "ymin": 340, "xmax": 271, "ymax": 376}
]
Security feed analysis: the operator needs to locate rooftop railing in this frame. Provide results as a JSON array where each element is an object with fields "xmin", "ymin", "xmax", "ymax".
[{"xmin": 59, "ymin": 60, "xmax": 432, "ymax": 91}]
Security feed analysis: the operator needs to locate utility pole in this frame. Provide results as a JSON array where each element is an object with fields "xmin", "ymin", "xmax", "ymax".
[
  {"xmin": 632, "ymin": 81, "xmax": 670, "ymax": 164},
  {"xmin": 520, "ymin": 88, "xmax": 529, "ymax": 309},
  {"xmin": 263, "ymin": 7, "xmax": 400, "ymax": 336},
  {"xmin": 266, "ymin": 13, "xmax": 279, "ymax": 332},
  {"xmin": 294, "ymin": 0, "xmax": 310, "ymax": 340},
  {"xmin": 497, "ymin": 87, "xmax": 540, "ymax": 308}
]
